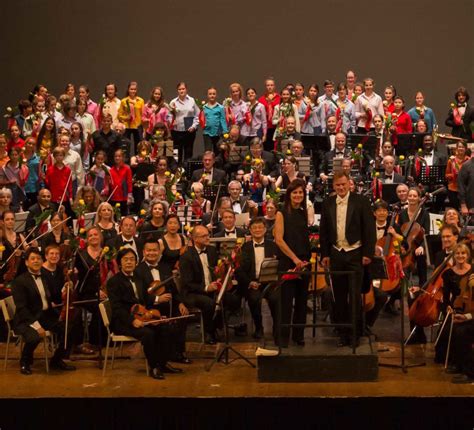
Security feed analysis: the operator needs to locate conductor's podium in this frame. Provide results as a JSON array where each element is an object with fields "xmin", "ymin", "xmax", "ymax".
[{"xmin": 257, "ymin": 337, "xmax": 378, "ymax": 382}]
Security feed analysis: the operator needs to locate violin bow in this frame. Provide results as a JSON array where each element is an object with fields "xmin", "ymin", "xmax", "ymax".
[
  {"xmin": 25, "ymin": 217, "xmax": 71, "ymax": 246},
  {"xmin": 64, "ymin": 245, "xmax": 80, "ymax": 350},
  {"xmin": 57, "ymin": 171, "xmax": 73, "ymax": 214},
  {"xmin": 105, "ymin": 185, "xmax": 119, "ymax": 204},
  {"xmin": 0, "ymin": 223, "xmax": 40, "ymax": 269},
  {"xmin": 209, "ymin": 183, "xmax": 223, "ymax": 238}
]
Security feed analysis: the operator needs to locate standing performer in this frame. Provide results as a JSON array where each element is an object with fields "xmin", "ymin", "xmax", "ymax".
[
  {"xmin": 274, "ymin": 179, "xmax": 311, "ymax": 347},
  {"xmin": 319, "ymin": 171, "xmax": 376, "ymax": 346}
]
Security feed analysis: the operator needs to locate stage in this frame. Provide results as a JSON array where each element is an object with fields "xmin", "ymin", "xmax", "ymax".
[{"xmin": 1, "ymin": 307, "xmax": 473, "ymax": 429}]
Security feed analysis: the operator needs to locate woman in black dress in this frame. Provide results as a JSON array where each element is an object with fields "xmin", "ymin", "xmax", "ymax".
[
  {"xmin": 40, "ymin": 212, "xmax": 71, "ymax": 251},
  {"xmin": 94, "ymin": 202, "xmax": 118, "ymax": 244},
  {"xmin": 139, "ymin": 201, "xmax": 167, "ymax": 242},
  {"xmin": 274, "ymin": 178, "xmax": 311, "ymax": 347}
]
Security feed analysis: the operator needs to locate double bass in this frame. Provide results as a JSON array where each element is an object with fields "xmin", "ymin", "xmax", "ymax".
[{"xmin": 378, "ymin": 206, "xmax": 401, "ymax": 293}]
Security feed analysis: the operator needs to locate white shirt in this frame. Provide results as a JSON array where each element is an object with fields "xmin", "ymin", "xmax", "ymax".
[
  {"xmin": 376, "ymin": 222, "xmax": 387, "ymax": 241},
  {"xmin": 384, "ymin": 172, "xmax": 394, "ymax": 184},
  {"xmin": 224, "ymin": 228, "xmax": 237, "ymax": 238},
  {"xmin": 253, "ymin": 240, "xmax": 265, "ymax": 279},
  {"xmin": 231, "ymin": 200, "xmax": 242, "ymax": 214},
  {"xmin": 335, "ymin": 193, "xmax": 361, "ymax": 251},
  {"xmin": 29, "ymin": 272, "xmax": 48, "ymax": 330},
  {"xmin": 121, "ymin": 235, "xmax": 138, "ymax": 255},
  {"xmin": 424, "ymin": 152, "xmax": 434, "ymax": 166},
  {"xmin": 169, "ymin": 95, "xmax": 200, "ymax": 131},
  {"xmin": 196, "ymin": 246, "xmax": 212, "ymax": 291},
  {"xmin": 147, "ymin": 262, "xmax": 160, "ymax": 281}
]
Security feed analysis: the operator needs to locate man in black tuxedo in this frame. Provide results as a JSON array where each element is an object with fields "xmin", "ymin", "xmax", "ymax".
[
  {"xmin": 239, "ymin": 139, "xmax": 279, "ymax": 178},
  {"xmin": 212, "ymin": 209, "xmax": 246, "ymax": 238},
  {"xmin": 445, "ymin": 87, "xmax": 474, "ymax": 141},
  {"xmin": 106, "ymin": 216, "xmax": 143, "ymax": 261},
  {"xmin": 134, "ymin": 240, "xmax": 191, "ymax": 364},
  {"xmin": 179, "ymin": 225, "xmax": 240, "ymax": 344},
  {"xmin": 190, "ymin": 151, "xmax": 227, "ymax": 186},
  {"xmin": 201, "ymin": 196, "xmax": 231, "ymax": 234},
  {"xmin": 235, "ymin": 218, "xmax": 279, "ymax": 339},
  {"xmin": 434, "ymin": 224, "xmax": 459, "ymax": 267},
  {"xmin": 227, "ymin": 180, "xmax": 256, "ymax": 214},
  {"xmin": 319, "ymin": 171, "xmax": 376, "ymax": 346},
  {"xmin": 25, "ymin": 189, "xmax": 56, "ymax": 236},
  {"xmin": 319, "ymin": 132, "xmax": 352, "ymax": 181},
  {"xmin": 107, "ymin": 248, "xmax": 182, "ymax": 380},
  {"xmin": 11, "ymin": 248, "xmax": 76, "ymax": 375},
  {"xmin": 380, "ymin": 155, "xmax": 405, "ymax": 184}
]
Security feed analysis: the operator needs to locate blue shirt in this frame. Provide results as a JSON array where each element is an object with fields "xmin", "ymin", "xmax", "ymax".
[
  {"xmin": 407, "ymin": 106, "xmax": 437, "ymax": 132},
  {"xmin": 203, "ymin": 103, "xmax": 228, "ymax": 137},
  {"xmin": 25, "ymin": 153, "xmax": 41, "ymax": 193}
]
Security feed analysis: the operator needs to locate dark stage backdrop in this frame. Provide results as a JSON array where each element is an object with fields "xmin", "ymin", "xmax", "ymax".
[{"xmin": 1, "ymin": 0, "xmax": 472, "ymax": 145}]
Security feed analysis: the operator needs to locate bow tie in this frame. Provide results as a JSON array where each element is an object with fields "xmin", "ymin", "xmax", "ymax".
[
  {"xmin": 385, "ymin": 175, "xmax": 393, "ymax": 180},
  {"xmin": 30, "ymin": 272, "xmax": 42, "ymax": 280},
  {"xmin": 457, "ymin": 103, "xmax": 466, "ymax": 108},
  {"xmin": 225, "ymin": 230, "xmax": 236, "ymax": 236},
  {"xmin": 424, "ymin": 152, "xmax": 433, "ymax": 157},
  {"xmin": 336, "ymin": 151, "xmax": 344, "ymax": 156},
  {"xmin": 198, "ymin": 249, "xmax": 207, "ymax": 255},
  {"xmin": 232, "ymin": 200, "xmax": 240, "ymax": 206},
  {"xmin": 123, "ymin": 239, "xmax": 134, "ymax": 245},
  {"xmin": 329, "ymin": 132, "xmax": 336, "ymax": 136},
  {"xmin": 254, "ymin": 242, "xmax": 265, "ymax": 248},
  {"xmin": 147, "ymin": 264, "xmax": 159, "ymax": 270},
  {"xmin": 204, "ymin": 170, "xmax": 212, "ymax": 175},
  {"xmin": 377, "ymin": 226, "xmax": 386, "ymax": 231}
]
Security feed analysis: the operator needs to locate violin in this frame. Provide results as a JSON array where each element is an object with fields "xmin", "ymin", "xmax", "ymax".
[
  {"xmin": 453, "ymin": 273, "xmax": 474, "ymax": 315},
  {"xmin": 131, "ymin": 303, "xmax": 193, "ymax": 326},
  {"xmin": 147, "ymin": 275, "xmax": 176, "ymax": 295},
  {"xmin": 308, "ymin": 252, "xmax": 328, "ymax": 293}
]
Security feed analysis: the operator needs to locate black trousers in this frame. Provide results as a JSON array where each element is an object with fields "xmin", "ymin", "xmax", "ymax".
[
  {"xmin": 452, "ymin": 320, "xmax": 474, "ymax": 377},
  {"xmin": 245, "ymin": 283, "xmax": 280, "ymax": 332},
  {"xmin": 117, "ymin": 324, "xmax": 172, "ymax": 369},
  {"xmin": 329, "ymin": 247, "xmax": 364, "ymax": 336},
  {"xmin": 125, "ymin": 128, "xmax": 142, "ymax": 155},
  {"xmin": 184, "ymin": 292, "xmax": 240, "ymax": 335},
  {"xmin": 158, "ymin": 301, "xmax": 187, "ymax": 355},
  {"xmin": 447, "ymin": 190, "xmax": 460, "ymax": 210},
  {"xmin": 301, "ymin": 134, "xmax": 327, "ymax": 177},
  {"xmin": 203, "ymin": 134, "xmax": 220, "ymax": 153},
  {"xmin": 15, "ymin": 310, "xmax": 67, "ymax": 366},
  {"xmin": 279, "ymin": 277, "xmax": 308, "ymax": 346},
  {"xmin": 365, "ymin": 286, "xmax": 389, "ymax": 328},
  {"xmin": 171, "ymin": 130, "xmax": 196, "ymax": 165},
  {"xmin": 264, "ymin": 128, "xmax": 276, "ymax": 152}
]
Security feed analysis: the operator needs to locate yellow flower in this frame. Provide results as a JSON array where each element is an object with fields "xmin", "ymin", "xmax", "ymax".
[
  {"xmin": 119, "ymin": 246, "xmax": 125, "ymax": 251},
  {"xmin": 286, "ymin": 149, "xmax": 292, "ymax": 155},
  {"xmin": 140, "ymin": 209, "xmax": 146, "ymax": 216},
  {"xmin": 175, "ymin": 193, "xmax": 181, "ymax": 199},
  {"xmin": 236, "ymin": 238, "xmax": 244, "ymax": 245},
  {"xmin": 6, "ymin": 107, "xmax": 12, "ymax": 113},
  {"xmin": 164, "ymin": 171, "xmax": 171, "ymax": 177},
  {"xmin": 418, "ymin": 148, "xmax": 423, "ymax": 154},
  {"xmin": 115, "ymin": 203, "xmax": 121, "ymax": 207},
  {"xmin": 374, "ymin": 172, "xmax": 380, "ymax": 177},
  {"xmin": 201, "ymin": 173, "xmax": 207, "ymax": 178},
  {"xmin": 217, "ymin": 259, "xmax": 222, "ymax": 266},
  {"xmin": 309, "ymin": 257, "xmax": 316, "ymax": 264},
  {"xmin": 0, "ymin": 245, "xmax": 5, "ymax": 252},
  {"xmin": 392, "ymin": 241, "xmax": 399, "ymax": 247},
  {"xmin": 102, "ymin": 246, "xmax": 110, "ymax": 254},
  {"xmin": 399, "ymin": 155, "xmax": 405, "ymax": 161},
  {"xmin": 254, "ymin": 158, "xmax": 263, "ymax": 165},
  {"xmin": 78, "ymin": 199, "xmax": 85, "ymax": 206},
  {"xmin": 79, "ymin": 228, "xmax": 86, "ymax": 234},
  {"xmin": 275, "ymin": 187, "xmax": 281, "ymax": 193},
  {"xmin": 266, "ymin": 194, "xmax": 271, "ymax": 200},
  {"xmin": 223, "ymin": 133, "xmax": 229, "ymax": 139},
  {"xmin": 245, "ymin": 155, "xmax": 251, "ymax": 161},
  {"xmin": 184, "ymin": 224, "xmax": 191, "ymax": 231},
  {"xmin": 450, "ymin": 103, "xmax": 456, "ymax": 109},
  {"xmin": 357, "ymin": 143, "xmax": 363, "ymax": 149},
  {"xmin": 190, "ymin": 192, "xmax": 196, "ymax": 198},
  {"xmin": 279, "ymin": 127, "xmax": 284, "ymax": 133}
]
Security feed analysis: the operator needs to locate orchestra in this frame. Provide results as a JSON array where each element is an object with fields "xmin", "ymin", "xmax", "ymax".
[{"xmin": 0, "ymin": 76, "xmax": 473, "ymax": 385}]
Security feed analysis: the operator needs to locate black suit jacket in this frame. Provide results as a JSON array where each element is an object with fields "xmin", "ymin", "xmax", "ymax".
[
  {"xmin": 230, "ymin": 195, "xmax": 251, "ymax": 214},
  {"xmin": 445, "ymin": 104, "xmax": 474, "ymax": 140},
  {"xmin": 134, "ymin": 261, "xmax": 182, "ymax": 305},
  {"xmin": 319, "ymin": 192, "xmax": 376, "ymax": 259},
  {"xmin": 25, "ymin": 203, "xmax": 57, "ymax": 235},
  {"xmin": 11, "ymin": 272, "xmax": 54, "ymax": 329},
  {"xmin": 106, "ymin": 236, "xmax": 144, "ymax": 261},
  {"xmin": 380, "ymin": 172, "xmax": 405, "ymax": 184},
  {"xmin": 107, "ymin": 271, "xmax": 151, "ymax": 332},
  {"xmin": 235, "ymin": 240, "xmax": 278, "ymax": 288},
  {"xmin": 320, "ymin": 148, "xmax": 352, "ymax": 175},
  {"xmin": 190, "ymin": 168, "xmax": 227, "ymax": 185},
  {"xmin": 213, "ymin": 227, "xmax": 246, "ymax": 238},
  {"xmin": 179, "ymin": 246, "xmax": 218, "ymax": 297}
]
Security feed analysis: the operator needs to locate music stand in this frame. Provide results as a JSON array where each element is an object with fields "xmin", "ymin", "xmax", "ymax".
[
  {"xmin": 382, "ymin": 184, "xmax": 399, "ymax": 205},
  {"xmin": 413, "ymin": 133, "xmax": 429, "ymax": 151},
  {"xmin": 259, "ymin": 258, "xmax": 280, "ymax": 297},
  {"xmin": 235, "ymin": 212, "xmax": 250, "ymax": 228},
  {"xmin": 396, "ymin": 134, "xmax": 417, "ymax": 157},
  {"xmin": 209, "ymin": 237, "xmax": 239, "ymax": 257},
  {"xmin": 295, "ymin": 156, "xmax": 312, "ymax": 177},
  {"xmin": 348, "ymin": 135, "xmax": 379, "ymax": 158},
  {"xmin": 312, "ymin": 134, "xmax": 331, "ymax": 152},
  {"xmin": 14, "ymin": 211, "xmax": 29, "ymax": 233},
  {"xmin": 185, "ymin": 160, "xmax": 203, "ymax": 180},
  {"xmin": 154, "ymin": 139, "xmax": 174, "ymax": 157},
  {"xmin": 228, "ymin": 146, "xmax": 247, "ymax": 164},
  {"xmin": 84, "ymin": 212, "xmax": 96, "ymax": 229},
  {"xmin": 419, "ymin": 165, "xmax": 447, "ymax": 186},
  {"xmin": 204, "ymin": 185, "xmax": 228, "ymax": 206},
  {"xmin": 205, "ymin": 267, "xmax": 256, "ymax": 371}
]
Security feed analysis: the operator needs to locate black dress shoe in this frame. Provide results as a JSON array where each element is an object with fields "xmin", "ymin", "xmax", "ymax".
[
  {"xmin": 253, "ymin": 327, "xmax": 264, "ymax": 339},
  {"xmin": 50, "ymin": 359, "xmax": 76, "ymax": 371},
  {"xmin": 294, "ymin": 339, "xmax": 305, "ymax": 346},
  {"xmin": 446, "ymin": 365, "xmax": 462, "ymax": 375},
  {"xmin": 150, "ymin": 367, "xmax": 165, "ymax": 380},
  {"xmin": 173, "ymin": 353, "xmax": 192, "ymax": 364},
  {"xmin": 20, "ymin": 365, "xmax": 32, "ymax": 375},
  {"xmin": 160, "ymin": 363, "xmax": 183, "ymax": 374},
  {"xmin": 337, "ymin": 337, "xmax": 350, "ymax": 347},
  {"xmin": 205, "ymin": 334, "xmax": 217, "ymax": 345},
  {"xmin": 384, "ymin": 302, "xmax": 400, "ymax": 316}
]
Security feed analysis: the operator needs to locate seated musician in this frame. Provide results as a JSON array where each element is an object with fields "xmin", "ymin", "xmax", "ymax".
[
  {"xmin": 40, "ymin": 212, "xmax": 71, "ymax": 250},
  {"xmin": 319, "ymin": 132, "xmax": 352, "ymax": 182},
  {"xmin": 227, "ymin": 180, "xmax": 255, "ymax": 215},
  {"xmin": 41, "ymin": 244, "xmax": 65, "ymax": 307},
  {"xmin": 396, "ymin": 183, "xmax": 409, "ymax": 210},
  {"xmin": 380, "ymin": 155, "xmax": 405, "ymax": 184},
  {"xmin": 275, "ymin": 155, "xmax": 306, "ymax": 190},
  {"xmin": 107, "ymin": 216, "xmax": 144, "ymax": 261},
  {"xmin": 135, "ymin": 239, "xmax": 191, "ymax": 364},
  {"xmin": 201, "ymin": 196, "xmax": 231, "ymax": 233},
  {"xmin": 107, "ymin": 247, "xmax": 183, "ymax": 380},
  {"xmin": 235, "ymin": 217, "xmax": 279, "ymax": 340},
  {"xmin": 366, "ymin": 200, "xmax": 403, "ymax": 325},
  {"xmin": 442, "ymin": 208, "xmax": 463, "ymax": 234},
  {"xmin": 213, "ymin": 209, "xmax": 246, "ymax": 238},
  {"xmin": 190, "ymin": 151, "xmax": 227, "ymax": 186},
  {"xmin": 436, "ymin": 243, "xmax": 474, "ymax": 383},
  {"xmin": 11, "ymin": 248, "xmax": 76, "ymax": 375},
  {"xmin": 279, "ymin": 116, "xmax": 301, "ymax": 142},
  {"xmin": 323, "ymin": 115, "xmax": 338, "ymax": 150},
  {"xmin": 25, "ymin": 188, "xmax": 56, "ymax": 237},
  {"xmin": 434, "ymin": 224, "xmax": 459, "ymax": 267},
  {"xmin": 238, "ymin": 138, "xmax": 279, "ymax": 178},
  {"xmin": 242, "ymin": 158, "xmax": 272, "ymax": 207},
  {"xmin": 289, "ymin": 140, "xmax": 306, "ymax": 157},
  {"xmin": 179, "ymin": 225, "xmax": 240, "ymax": 344}
]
